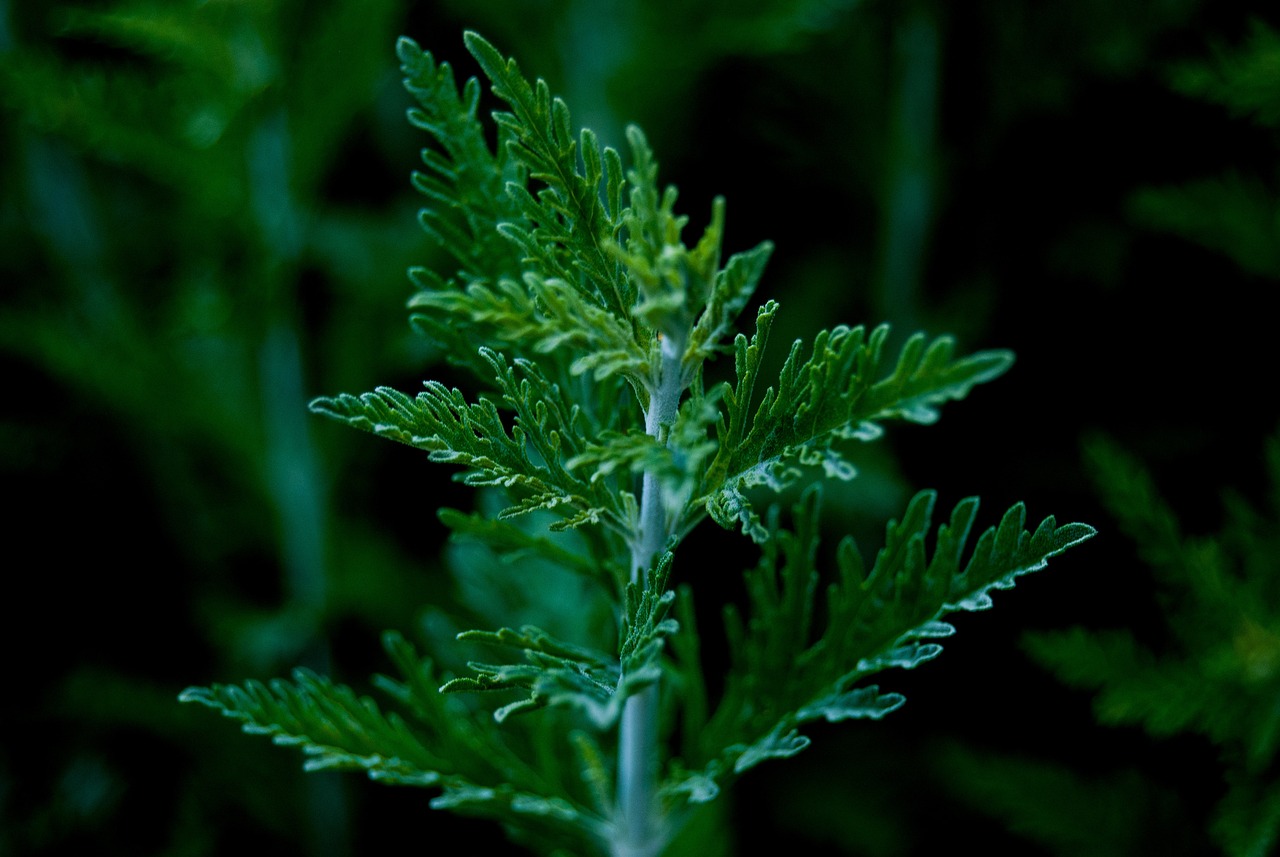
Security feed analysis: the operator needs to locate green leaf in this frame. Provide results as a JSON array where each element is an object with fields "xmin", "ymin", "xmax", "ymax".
[
  {"xmin": 795, "ymin": 685, "xmax": 906, "ymax": 723},
  {"xmin": 310, "ymin": 349, "xmax": 625, "ymax": 533},
  {"xmin": 620, "ymin": 552, "xmax": 680, "ymax": 687},
  {"xmin": 410, "ymin": 273, "xmax": 651, "ymax": 388},
  {"xmin": 1129, "ymin": 177, "xmax": 1280, "ymax": 279},
  {"xmin": 182, "ymin": 632, "xmax": 608, "ymax": 850},
  {"xmin": 685, "ymin": 234, "xmax": 774, "ymax": 369},
  {"xmin": 1051, "ymin": 433, "xmax": 1280, "ymax": 774},
  {"xmin": 441, "ymin": 550, "xmax": 679, "ymax": 732},
  {"xmin": 1214, "ymin": 773, "xmax": 1280, "ymax": 857},
  {"xmin": 463, "ymin": 31, "xmax": 633, "ymax": 318},
  {"xmin": 702, "ymin": 308, "xmax": 1013, "ymax": 539},
  {"xmin": 438, "ymin": 507, "xmax": 620, "ymax": 588},
  {"xmin": 398, "ymin": 35, "xmax": 525, "ymax": 287},
  {"xmin": 443, "ymin": 624, "xmax": 624, "ymax": 728},
  {"xmin": 730, "ymin": 725, "xmax": 811, "ymax": 775},
  {"xmin": 569, "ymin": 385, "xmax": 721, "ymax": 534},
  {"xmin": 681, "ymin": 486, "xmax": 1093, "ymax": 798},
  {"xmin": 1169, "ymin": 21, "xmax": 1280, "ymax": 127},
  {"xmin": 178, "ymin": 667, "xmax": 446, "ymax": 787},
  {"xmin": 1024, "ymin": 627, "xmax": 1206, "ymax": 735},
  {"xmin": 659, "ymin": 768, "xmax": 722, "ymax": 805}
]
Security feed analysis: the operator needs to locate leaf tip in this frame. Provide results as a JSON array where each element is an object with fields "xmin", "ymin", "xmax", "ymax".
[
  {"xmin": 177, "ymin": 686, "xmax": 214, "ymax": 706},
  {"xmin": 395, "ymin": 36, "xmax": 421, "ymax": 65}
]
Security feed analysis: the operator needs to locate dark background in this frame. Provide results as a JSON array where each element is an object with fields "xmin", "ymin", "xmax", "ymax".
[{"xmin": 2, "ymin": 0, "xmax": 1278, "ymax": 854}]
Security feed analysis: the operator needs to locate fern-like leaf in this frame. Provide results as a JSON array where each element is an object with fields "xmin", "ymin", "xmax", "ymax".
[
  {"xmin": 178, "ymin": 668, "xmax": 446, "ymax": 786},
  {"xmin": 702, "ymin": 303, "xmax": 1013, "ymax": 541},
  {"xmin": 463, "ymin": 31, "xmax": 633, "ymax": 319},
  {"xmin": 442, "ymin": 625, "xmax": 624, "ymax": 727},
  {"xmin": 677, "ymin": 486, "xmax": 1093, "ymax": 796},
  {"xmin": 398, "ymin": 36, "xmax": 524, "ymax": 287},
  {"xmin": 183, "ymin": 632, "xmax": 609, "ymax": 851},
  {"xmin": 310, "ymin": 349, "xmax": 628, "ymax": 533},
  {"xmin": 442, "ymin": 554, "xmax": 677, "ymax": 731},
  {"xmin": 1030, "ymin": 436, "xmax": 1280, "ymax": 768}
]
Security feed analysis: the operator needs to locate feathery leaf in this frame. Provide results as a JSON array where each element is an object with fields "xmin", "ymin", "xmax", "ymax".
[
  {"xmin": 703, "ymin": 307, "xmax": 1013, "ymax": 540},
  {"xmin": 679, "ymin": 486, "xmax": 1093, "ymax": 793}
]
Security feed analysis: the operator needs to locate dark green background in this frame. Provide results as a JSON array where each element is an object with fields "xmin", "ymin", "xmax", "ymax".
[{"xmin": 3, "ymin": 1, "xmax": 1278, "ymax": 854}]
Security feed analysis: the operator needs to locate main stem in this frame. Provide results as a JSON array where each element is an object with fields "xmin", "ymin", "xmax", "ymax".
[{"xmin": 614, "ymin": 336, "xmax": 683, "ymax": 857}]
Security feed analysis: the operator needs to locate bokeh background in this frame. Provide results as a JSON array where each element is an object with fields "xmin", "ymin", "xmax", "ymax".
[{"xmin": 3, "ymin": 0, "xmax": 1279, "ymax": 854}]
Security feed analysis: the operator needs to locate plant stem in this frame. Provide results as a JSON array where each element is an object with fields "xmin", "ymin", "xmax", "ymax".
[
  {"xmin": 876, "ymin": 1, "xmax": 939, "ymax": 332},
  {"xmin": 614, "ymin": 335, "xmax": 683, "ymax": 857}
]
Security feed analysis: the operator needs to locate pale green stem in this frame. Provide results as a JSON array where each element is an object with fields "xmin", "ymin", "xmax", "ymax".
[{"xmin": 614, "ymin": 335, "xmax": 683, "ymax": 857}]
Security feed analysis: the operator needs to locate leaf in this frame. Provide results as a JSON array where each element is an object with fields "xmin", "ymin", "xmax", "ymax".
[
  {"xmin": 431, "ymin": 782, "xmax": 582, "ymax": 823},
  {"xmin": 701, "ymin": 306, "xmax": 1013, "ymax": 539},
  {"xmin": 1056, "ymin": 433, "xmax": 1280, "ymax": 774},
  {"xmin": 685, "ymin": 233, "xmax": 774, "ymax": 368},
  {"xmin": 660, "ymin": 769, "xmax": 722, "ymax": 805},
  {"xmin": 441, "ymin": 551, "xmax": 679, "ymax": 732},
  {"xmin": 182, "ymin": 632, "xmax": 609, "ymax": 851},
  {"xmin": 619, "ymin": 553, "xmax": 680, "ymax": 687},
  {"xmin": 1129, "ymin": 176, "xmax": 1280, "ymax": 279},
  {"xmin": 1024, "ymin": 627, "xmax": 1206, "ymax": 736},
  {"xmin": 442, "ymin": 624, "xmax": 624, "ymax": 729},
  {"xmin": 178, "ymin": 667, "xmax": 446, "ymax": 787},
  {"xmin": 398, "ymin": 34, "xmax": 654, "ymax": 403},
  {"xmin": 1214, "ymin": 772, "xmax": 1280, "ymax": 857},
  {"xmin": 936, "ymin": 745, "xmax": 1167, "ymax": 857},
  {"xmin": 569, "ymin": 385, "xmax": 721, "ymax": 534},
  {"xmin": 438, "ymin": 507, "xmax": 621, "ymax": 588},
  {"xmin": 1168, "ymin": 21, "xmax": 1280, "ymax": 127},
  {"xmin": 679, "ymin": 486, "xmax": 1093, "ymax": 799},
  {"xmin": 463, "ymin": 31, "xmax": 633, "ymax": 318},
  {"xmin": 310, "ymin": 349, "xmax": 625, "ymax": 534},
  {"xmin": 795, "ymin": 685, "xmax": 907, "ymax": 723},
  {"xmin": 397, "ymin": 35, "xmax": 525, "ymax": 287},
  {"xmin": 410, "ymin": 273, "xmax": 651, "ymax": 388},
  {"xmin": 730, "ymin": 725, "xmax": 811, "ymax": 776}
]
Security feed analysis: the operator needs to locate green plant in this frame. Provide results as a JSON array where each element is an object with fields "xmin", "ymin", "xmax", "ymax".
[{"xmin": 180, "ymin": 32, "xmax": 1094, "ymax": 856}]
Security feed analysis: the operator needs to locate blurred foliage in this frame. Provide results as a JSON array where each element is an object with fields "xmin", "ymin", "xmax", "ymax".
[
  {"xmin": 934, "ymin": 20, "xmax": 1280, "ymax": 857},
  {"xmin": 1129, "ymin": 20, "xmax": 1280, "ymax": 279},
  {"xmin": 1, "ymin": 1, "xmax": 440, "ymax": 854},
  {"xmin": 3, "ymin": 0, "xmax": 1280, "ymax": 855},
  {"xmin": 935, "ymin": 743, "xmax": 1196, "ymax": 857},
  {"xmin": 968, "ymin": 428, "xmax": 1280, "ymax": 857},
  {"xmin": 1029, "ymin": 434, "xmax": 1280, "ymax": 855}
]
